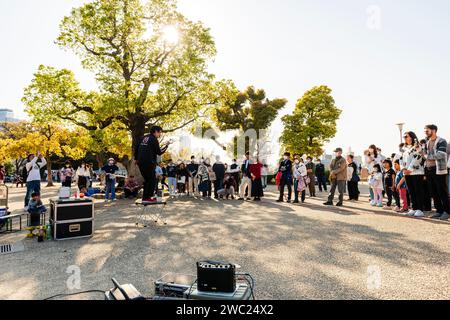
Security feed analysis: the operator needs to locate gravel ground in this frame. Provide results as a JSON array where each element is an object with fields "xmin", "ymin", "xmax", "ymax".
[{"xmin": 0, "ymin": 183, "xmax": 449, "ymax": 300}]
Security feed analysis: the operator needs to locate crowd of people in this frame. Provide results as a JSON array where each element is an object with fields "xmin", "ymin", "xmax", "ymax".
[
  {"xmin": 2, "ymin": 124, "xmax": 448, "ymax": 222},
  {"xmin": 363, "ymin": 124, "xmax": 450, "ymax": 220},
  {"xmin": 149, "ymin": 153, "xmax": 268, "ymax": 201}
]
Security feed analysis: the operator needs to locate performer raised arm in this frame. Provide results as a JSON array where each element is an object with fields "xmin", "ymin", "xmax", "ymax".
[{"xmin": 135, "ymin": 126, "xmax": 173, "ymax": 203}]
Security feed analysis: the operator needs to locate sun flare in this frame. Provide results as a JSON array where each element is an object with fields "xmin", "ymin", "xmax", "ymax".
[{"xmin": 162, "ymin": 25, "xmax": 179, "ymax": 45}]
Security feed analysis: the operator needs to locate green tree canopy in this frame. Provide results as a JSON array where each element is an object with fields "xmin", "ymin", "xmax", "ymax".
[
  {"xmin": 281, "ymin": 85, "xmax": 342, "ymax": 157},
  {"xmin": 22, "ymin": 0, "xmax": 229, "ymax": 153},
  {"xmin": 209, "ymin": 85, "xmax": 287, "ymax": 157},
  {"xmin": 213, "ymin": 85, "xmax": 287, "ymax": 133}
]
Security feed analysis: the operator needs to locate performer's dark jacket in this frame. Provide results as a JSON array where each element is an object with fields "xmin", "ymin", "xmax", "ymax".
[{"xmin": 134, "ymin": 134, "xmax": 167, "ymax": 165}]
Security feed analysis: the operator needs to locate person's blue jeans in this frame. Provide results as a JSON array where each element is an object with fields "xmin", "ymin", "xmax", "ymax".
[
  {"xmin": 168, "ymin": 177, "xmax": 177, "ymax": 195},
  {"xmin": 369, "ymin": 187, "xmax": 374, "ymax": 201},
  {"xmin": 448, "ymin": 172, "xmax": 450, "ymax": 195},
  {"xmin": 105, "ymin": 179, "xmax": 116, "ymax": 200},
  {"xmin": 24, "ymin": 180, "xmax": 41, "ymax": 207}
]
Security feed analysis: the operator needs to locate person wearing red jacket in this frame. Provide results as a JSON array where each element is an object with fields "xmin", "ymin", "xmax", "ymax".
[{"xmin": 250, "ymin": 159, "xmax": 264, "ymax": 201}]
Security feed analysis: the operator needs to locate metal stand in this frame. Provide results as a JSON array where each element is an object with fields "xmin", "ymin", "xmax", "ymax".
[{"xmin": 135, "ymin": 200, "xmax": 167, "ymax": 227}]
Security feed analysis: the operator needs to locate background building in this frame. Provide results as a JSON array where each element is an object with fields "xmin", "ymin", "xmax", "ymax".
[{"xmin": 0, "ymin": 108, "xmax": 19, "ymax": 123}]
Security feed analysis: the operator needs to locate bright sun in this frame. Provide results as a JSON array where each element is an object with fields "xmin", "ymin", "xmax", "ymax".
[{"xmin": 162, "ymin": 25, "xmax": 179, "ymax": 45}]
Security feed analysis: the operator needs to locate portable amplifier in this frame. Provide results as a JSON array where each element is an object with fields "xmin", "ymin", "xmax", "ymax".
[{"xmin": 196, "ymin": 261, "xmax": 236, "ymax": 293}]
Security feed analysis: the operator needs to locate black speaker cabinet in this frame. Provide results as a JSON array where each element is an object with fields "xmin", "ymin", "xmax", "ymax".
[
  {"xmin": 50, "ymin": 199, "xmax": 94, "ymax": 222},
  {"xmin": 53, "ymin": 219, "xmax": 93, "ymax": 240},
  {"xmin": 197, "ymin": 261, "xmax": 236, "ymax": 293},
  {"xmin": 50, "ymin": 199, "xmax": 94, "ymax": 240}
]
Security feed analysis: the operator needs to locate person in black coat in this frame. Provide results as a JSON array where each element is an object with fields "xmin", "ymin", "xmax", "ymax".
[
  {"xmin": 315, "ymin": 159, "xmax": 327, "ymax": 192},
  {"xmin": 212, "ymin": 156, "xmax": 226, "ymax": 199},
  {"xmin": 134, "ymin": 126, "xmax": 172, "ymax": 203},
  {"xmin": 347, "ymin": 155, "xmax": 360, "ymax": 201},
  {"xmin": 277, "ymin": 152, "xmax": 293, "ymax": 202}
]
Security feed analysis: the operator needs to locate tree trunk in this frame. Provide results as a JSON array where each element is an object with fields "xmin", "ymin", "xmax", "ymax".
[
  {"xmin": 129, "ymin": 118, "xmax": 147, "ymax": 184},
  {"xmin": 15, "ymin": 159, "xmax": 20, "ymax": 175},
  {"xmin": 96, "ymin": 154, "xmax": 105, "ymax": 186},
  {"xmin": 96, "ymin": 154, "xmax": 104, "ymax": 170},
  {"xmin": 46, "ymin": 159, "xmax": 54, "ymax": 187}
]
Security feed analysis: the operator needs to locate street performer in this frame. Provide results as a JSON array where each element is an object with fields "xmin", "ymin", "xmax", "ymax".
[{"xmin": 134, "ymin": 126, "xmax": 172, "ymax": 203}]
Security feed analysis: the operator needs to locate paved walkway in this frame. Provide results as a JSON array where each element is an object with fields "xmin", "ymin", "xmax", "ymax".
[{"xmin": 0, "ymin": 183, "xmax": 449, "ymax": 300}]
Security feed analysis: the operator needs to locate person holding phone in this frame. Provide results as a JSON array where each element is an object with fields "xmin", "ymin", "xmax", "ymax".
[
  {"xmin": 24, "ymin": 152, "xmax": 47, "ymax": 210},
  {"xmin": 134, "ymin": 126, "xmax": 171, "ymax": 204}
]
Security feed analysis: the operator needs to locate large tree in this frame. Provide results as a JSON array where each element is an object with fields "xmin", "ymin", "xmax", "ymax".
[
  {"xmin": 281, "ymin": 85, "xmax": 342, "ymax": 157},
  {"xmin": 0, "ymin": 121, "xmax": 89, "ymax": 186},
  {"xmin": 22, "ymin": 0, "xmax": 227, "ymax": 156},
  {"xmin": 0, "ymin": 122, "xmax": 32, "ymax": 173},
  {"xmin": 211, "ymin": 85, "xmax": 287, "ymax": 156}
]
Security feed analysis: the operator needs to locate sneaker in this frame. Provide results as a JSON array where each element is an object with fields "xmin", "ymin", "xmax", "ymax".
[
  {"xmin": 430, "ymin": 213, "xmax": 442, "ymax": 219},
  {"xmin": 407, "ymin": 210, "xmax": 416, "ymax": 217},
  {"xmin": 439, "ymin": 212, "xmax": 449, "ymax": 221},
  {"xmin": 370, "ymin": 201, "xmax": 376, "ymax": 206},
  {"xmin": 414, "ymin": 210, "xmax": 425, "ymax": 218},
  {"xmin": 323, "ymin": 201, "xmax": 333, "ymax": 206},
  {"xmin": 23, "ymin": 206, "xmax": 28, "ymax": 212},
  {"xmin": 394, "ymin": 207, "xmax": 402, "ymax": 212},
  {"xmin": 238, "ymin": 198, "xmax": 245, "ymax": 201},
  {"xmin": 377, "ymin": 203, "xmax": 383, "ymax": 208},
  {"xmin": 335, "ymin": 202, "xmax": 343, "ymax": 207}
]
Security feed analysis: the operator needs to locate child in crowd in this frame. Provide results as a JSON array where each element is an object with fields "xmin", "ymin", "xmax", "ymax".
[
  {"xmin": 79, "ymin": 186, "xmax": 95, "ymax": 197},
  {"xmin": 394, "ymin": 160, "xmax": 409, "ymax": 213},
  {"xmin": 177, "ymin": 162, "xmax": 189, "ymax": 195},
  {"xmin": 383, "ymin": 159, "xmax": 396, "ymax": 209},
  {"xmin": 293, "ymin": 156, "xmax": 307, "ymax": 204},
  {"xmin": 369, "ymin": 164, "xmax": 384, "ymax": 207},
  {"xmin": 217, "ymin": 173, "xmax": 236, "ymax": 200},
  {"xmin": 27, "ymin": 192, "xmax": 47, "ymax": 227},
  {"xmin": 124, "ymin": 176, "xmax": 140, "ymax": 199},
  {"xmin": 166, "ymin": 160, "xmax": 178, "ymax": 197}
]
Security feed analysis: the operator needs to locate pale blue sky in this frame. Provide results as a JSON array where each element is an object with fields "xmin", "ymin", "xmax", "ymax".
[{"xmin": 1, "ymin": 0, "xmax": 449, "ymax": 155}]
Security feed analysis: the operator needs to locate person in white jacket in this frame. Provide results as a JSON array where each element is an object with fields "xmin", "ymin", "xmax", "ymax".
[
  {"xmin": 24, "ymin": 152, "xmax": 47, "ymax": 210},
  {"xmin": 75, "ymin": 162, "xmax": 91, "ymax": 190},
  {"xmin": 401, "ymin": 131, "xmax": 426, "ymax": 218},
  {"xmin": 293, "ymin": 155, "xmax": 308, "ymax": 204},
  {"xmin": 364, "ymin": 144, "xmax": 384, "ymax": 203}
]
